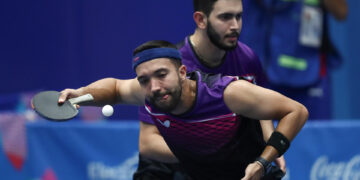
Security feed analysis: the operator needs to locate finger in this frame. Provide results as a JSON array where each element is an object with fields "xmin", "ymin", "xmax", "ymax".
[
  {"xmin": 30, "ymin": 98, "xmax": 35, "ymax": 109},
  {"xmin": 277, "ymin": 156, "xmax": 287, "ymax": 173},
  {"xmin": 58, "ymin": 89, "xmax": 70, "ymax": 103},
  {"xmin": 241, "ymin": 176, "xmax": 256, "ymax": 180},
  {"xmin": 241, "ymin": 173, "xmax": 251, "ymax": 180}
]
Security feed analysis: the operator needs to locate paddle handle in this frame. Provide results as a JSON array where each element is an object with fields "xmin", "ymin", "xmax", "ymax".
[{"xmin": 68, "ymin": 94, "xmax": 94, "ymax": 105}]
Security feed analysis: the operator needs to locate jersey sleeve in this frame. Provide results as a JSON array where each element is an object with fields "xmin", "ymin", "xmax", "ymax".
[{"xmin": 138, "ymin": 106, "xmax": 155, "ymax": 124}]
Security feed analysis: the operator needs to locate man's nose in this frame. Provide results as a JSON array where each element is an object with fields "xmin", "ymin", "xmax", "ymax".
[
  {"xmin": 150, "ymin": 79, "xmax": 161, "ymax": 92},
  {"xmin": 230, "ymin": 18, "xmax": 240, "ymax": 30}
]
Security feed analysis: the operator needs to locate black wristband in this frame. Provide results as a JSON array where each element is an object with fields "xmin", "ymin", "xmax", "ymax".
[
  {"xmin": 267, "ymin": 131, "xmax": 290, "ymax": 157},
  {"xmin": 255, "ymin": 157, "xmax": 272, "ymax": 175}
]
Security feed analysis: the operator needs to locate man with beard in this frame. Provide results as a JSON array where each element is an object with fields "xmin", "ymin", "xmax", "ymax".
[
  {"xmin": 135, "ymin": 0, "xmax": 286, "ymax": 179},
  {"xmin": 58, "ymin": 40, "xmax": 308, "ymax": 180}
]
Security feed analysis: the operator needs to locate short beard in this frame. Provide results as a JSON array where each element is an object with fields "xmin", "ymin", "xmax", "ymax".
[
  {"xmin": 149, "ymin": 78, "xmax": 182, "ymax": 112},
  {"xmin": 207, "ymin": 21, "xmax": 238, "ymax": 51}
]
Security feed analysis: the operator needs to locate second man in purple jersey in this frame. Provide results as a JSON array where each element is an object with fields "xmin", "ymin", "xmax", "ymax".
[{"xmin": 135, "ymin": 0, "xmax": 286, "ymax": 179}]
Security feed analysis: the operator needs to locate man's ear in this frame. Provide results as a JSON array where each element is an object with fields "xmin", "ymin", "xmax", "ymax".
[
  {"xmin": 193, "ymin": 11, "xmax": 207, "ymax": 29},
  {"xmin": 179, "ymin": 65, "xmax": 187, "ymax": 81}
]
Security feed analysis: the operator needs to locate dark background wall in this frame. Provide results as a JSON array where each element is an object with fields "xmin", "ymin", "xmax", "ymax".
[
  {"xmin": 0, "ymin": 0, "xmax": 194, "ymax": 119},
  {"xmin": 0, "ymin": 0, "xmax": 359, "ymax": 120}
]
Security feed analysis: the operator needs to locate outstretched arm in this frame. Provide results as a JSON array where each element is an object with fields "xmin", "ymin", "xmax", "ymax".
[
  {"xmin": 224, "ymin": 80, "xmax": 308, "ymax": 179},
  {"xmin": 58, "ymin": 78, "xmax": 145, "ymax": 106}
]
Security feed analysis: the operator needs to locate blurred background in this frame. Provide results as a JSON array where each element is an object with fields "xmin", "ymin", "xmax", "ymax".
[{"xmin": 0, "ymin": 0, "xmax": 359, "ymax": 179}]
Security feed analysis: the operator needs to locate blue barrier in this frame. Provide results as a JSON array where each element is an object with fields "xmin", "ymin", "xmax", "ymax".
[
  {"xmin": 284, "ymin": 121, "xmax": 360, "ymax": 180},
  {"xmin": 25, "ymin": 121, "xmax": 139, "ymax": 180},
  {"xmin": 1, "ymin": 120, "xmax": 360, "ymax": 179}
]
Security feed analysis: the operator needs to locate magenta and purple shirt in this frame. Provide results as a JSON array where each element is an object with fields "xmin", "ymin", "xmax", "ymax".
[
  {"xmin": 144, "ymin": 71, "xmax": 265, "ymax": 179},
  {"xmin": 145, "ymin": 71, "xmax": 239, "ymax": 155}
]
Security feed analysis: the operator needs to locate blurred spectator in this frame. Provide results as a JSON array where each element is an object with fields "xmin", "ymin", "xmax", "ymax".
[{"xmin": 240, "ymin": 0, "xmax": 347, "ymax": 120}]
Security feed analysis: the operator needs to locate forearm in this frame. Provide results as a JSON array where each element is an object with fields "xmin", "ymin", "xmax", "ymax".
[
  {"xmin": 259, "ymin": 120, "xmax": 274, "ymax": 142},
  {"xmin": 77, "ymin": 78, "xmax": 121, "ymax": 106},
  {"xmin": 260, "ymin": 102, "xmax": 308, "ymax": 162},
  {"xmin": 323, "ymin": 0, "xmax": 348, "ymax": 20},
  {"xmin": 260, "ymin": 119, "xmax": 287, "ymax": 173},
  {"xmin": 139, "ymin": 122, "xmax": 179, "ymax": 163},
  {"xmin": 275, "ymin": 103, "xmax": 308, "ymax": 142}
]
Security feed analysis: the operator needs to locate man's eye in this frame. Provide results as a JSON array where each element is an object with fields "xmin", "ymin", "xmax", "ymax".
[
  {"xmin": 235, "ymin": 13, "xmax": 242, "ymax": 20},
  {"xmin": 155, "ymin": 71, "xmax": 167, "ymax": 78},
  {"xmin": 138, "ymin": 78, "xmax": 149, "ymax": 85},
  {"xmin": 220, "ymin": 14, "xmax": 233, "ymax": 20},
  {"xmin": 158, "ymin": 73, "xmax": 166, "ymax": 78}
]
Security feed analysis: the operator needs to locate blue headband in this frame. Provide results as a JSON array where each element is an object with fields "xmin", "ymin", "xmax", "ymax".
[{"xmin": 132, "ymin": 48, "xmax": 182, "ymax": 70}]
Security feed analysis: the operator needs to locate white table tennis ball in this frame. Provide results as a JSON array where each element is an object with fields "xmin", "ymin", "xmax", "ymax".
[{"xmin": 102, "ymin": 105, "xmax": 114, "ymax": 117}]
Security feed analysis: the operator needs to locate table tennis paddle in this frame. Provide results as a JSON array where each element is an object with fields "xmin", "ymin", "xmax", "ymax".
[{"xmin": 32, "ymin": 90, "xmax": 94, "ymax": 121}]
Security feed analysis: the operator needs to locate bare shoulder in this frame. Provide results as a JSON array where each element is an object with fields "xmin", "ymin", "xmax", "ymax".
[{"xmin": 224, "ymin": 79, "xmax": 255, "ymax": 97}]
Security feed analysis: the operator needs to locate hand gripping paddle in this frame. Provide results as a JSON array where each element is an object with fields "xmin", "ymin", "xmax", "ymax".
[{"xmin": 32, "ymin": 91, "xmax": 94, "ymax": 121}]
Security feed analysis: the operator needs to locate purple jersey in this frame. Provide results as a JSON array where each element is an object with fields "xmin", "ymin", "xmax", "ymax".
[
  {"xmin": 145, "ymin": 71, "xmax": 265, "ymax": 179},
  {"xmin": 180, "ymin": 36, "xmax": 267, "ymax": 86},
  {"xmin": 139, "ymin": 37, "xmax": 267, "ymax": 124}
]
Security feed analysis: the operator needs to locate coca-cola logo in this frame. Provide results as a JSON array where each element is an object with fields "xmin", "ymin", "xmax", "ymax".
[
  {"xmin": 311, "ymin": 155, "xmax": 360, "ymax": 180},
  {"xmin": 87, "ymin": 152, "xmax": 138, "ymax": 180}
]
